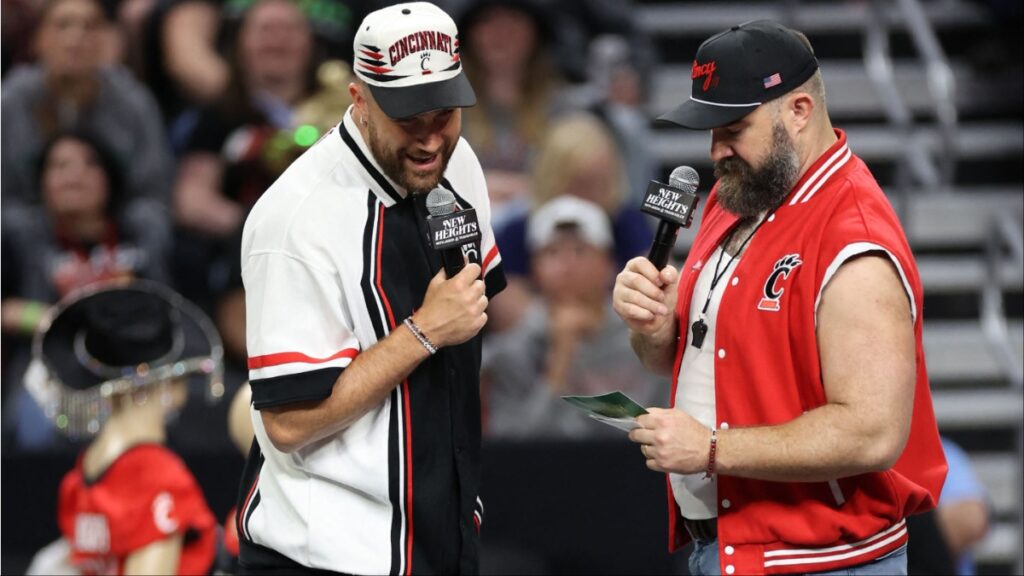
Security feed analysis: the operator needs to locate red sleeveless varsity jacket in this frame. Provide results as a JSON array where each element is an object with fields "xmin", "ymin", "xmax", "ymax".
[{"xmin": 667, "ymin": 129, "xmax": 947, "ymax": 574}]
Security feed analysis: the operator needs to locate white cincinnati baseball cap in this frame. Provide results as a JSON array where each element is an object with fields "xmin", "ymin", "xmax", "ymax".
[
  {"xmin": 353, "ymin": 2, "xmax": 476, "ymax": 119},
  {"xmin": 527, "ymin": 196, "xmax": 614, "ymax": 251}
]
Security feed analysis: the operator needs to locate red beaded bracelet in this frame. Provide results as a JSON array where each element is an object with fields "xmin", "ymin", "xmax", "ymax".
[{"xmin": 703, "ymin": 428, "xmax": 718, "ymax": 480}]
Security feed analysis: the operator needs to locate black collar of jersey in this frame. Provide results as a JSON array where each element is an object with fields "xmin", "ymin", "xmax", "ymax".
[{"xmin": 338, "ymin": 114, "xmax": 406, "ymax": 207}]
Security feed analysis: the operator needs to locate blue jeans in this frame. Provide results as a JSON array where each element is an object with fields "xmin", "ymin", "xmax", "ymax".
[{"xmin": 688, "ymin": 540, "xmax": 907, "ymax": 576}]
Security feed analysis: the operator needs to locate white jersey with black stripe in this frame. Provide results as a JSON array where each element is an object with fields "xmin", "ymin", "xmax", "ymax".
[{"xmin": 238, "ymin": 107, "xmax": 502, "ymax": 574}]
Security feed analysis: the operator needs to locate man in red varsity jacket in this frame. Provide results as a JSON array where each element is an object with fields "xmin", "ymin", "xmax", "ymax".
[{"xmin": 613, "ymin": 20, "xmax": 947, "ymax": 575}]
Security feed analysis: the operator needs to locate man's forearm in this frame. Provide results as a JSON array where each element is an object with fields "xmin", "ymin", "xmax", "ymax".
[
  {"xmin": 261, "ymin": 324, "xmax": 431, "ymax": 452},
  {"xmin": 711, "ymin": 254, "xmax": 913, "ymax": 481},
  {"xmin": 716, "ymin": 402, "xmax": 908, "ymax": 482}
]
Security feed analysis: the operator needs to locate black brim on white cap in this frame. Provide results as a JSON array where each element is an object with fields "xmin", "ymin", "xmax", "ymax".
[
  {"xmin": 656, "ymin": 99, "xmax": 760, "ymax": 130},
  {"xmin": 367, "ymin": 71, "xmax": 476, "ymax": 119}
]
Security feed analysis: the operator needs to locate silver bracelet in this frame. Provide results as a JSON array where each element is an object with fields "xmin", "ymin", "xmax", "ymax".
[{"xmin": 403, "ymin": 317, "xmax": 437, "ymax": 355}]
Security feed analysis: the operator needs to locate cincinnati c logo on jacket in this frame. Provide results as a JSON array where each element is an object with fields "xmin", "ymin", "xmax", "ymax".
[{"xmin": 758, "ymin": 254, "xmax": 803, "ymax": 311}]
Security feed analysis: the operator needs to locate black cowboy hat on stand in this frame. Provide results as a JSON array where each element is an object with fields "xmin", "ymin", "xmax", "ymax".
[{"xmin": 25, "ymin": 279, "xmax": 225, "ymax": 439}]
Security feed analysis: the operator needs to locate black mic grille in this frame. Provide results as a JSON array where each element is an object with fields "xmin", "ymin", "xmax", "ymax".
[
  {"xmin": 669, "ymin": 166, "xmax": 699, "ymax": 194},
  {"xmin": 426, "ymin": 187, "xmax": 456, "ymax": 216}
]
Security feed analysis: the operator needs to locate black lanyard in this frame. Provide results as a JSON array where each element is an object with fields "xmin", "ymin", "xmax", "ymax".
[{"xmin": 690, "ymin": 217, "xmax": 766, "ymax": 349}]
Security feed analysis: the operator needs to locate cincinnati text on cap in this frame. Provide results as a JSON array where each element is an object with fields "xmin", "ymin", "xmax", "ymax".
[{"xmin": 389, "ymin": 30, "xmax": 453, "ymax": 66}]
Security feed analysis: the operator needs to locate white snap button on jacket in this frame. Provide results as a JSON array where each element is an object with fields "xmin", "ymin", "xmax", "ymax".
[
  {"xmin": 720, "ymin": 422, "xmax": 730, "ymax": 429},
  {"xmin": 726, "ymin": 564, "xmax": 735, "ymax": 574},
  {"xmin": 731, "ymin": 277, "xmax": 739, "ymax": 286},
  {"xmin": 725, "ymin": 545, "xmax": 735, "ymax": 555},
  {"xmin": 718, "ymin": 349, "xmax": 726, "ymax": 359},
  {"xmin": 722, "ymin": 499, "xmax": 731, "ymax": 509}
]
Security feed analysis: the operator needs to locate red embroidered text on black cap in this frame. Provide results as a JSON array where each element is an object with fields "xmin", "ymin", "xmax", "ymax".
[{"xmin": 658, "ymin": 20, "xmax": 819, "ymax": 130}]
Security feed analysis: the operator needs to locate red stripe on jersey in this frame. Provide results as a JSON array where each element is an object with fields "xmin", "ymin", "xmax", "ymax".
[
  {"xmin": 247, "ymin": 348, "xmax": 358, "ymax": 369},
  {"xmin": 376, "ymin": 203, "xmax": 397, "ymax": 328},
  {"xmin": 403, "ymin": 378, "xmax": 414, "ymax": 574},
  {"xmin": 482, "ymin": 245, "xmax": 499, "ymax": 274},
  {"xmin": 372, "ymin": 200, "xmax": 413, "ymax": 573},
  {"xmin": 238, "ymin": 473, "xmax": 260, "ymax": 541}
]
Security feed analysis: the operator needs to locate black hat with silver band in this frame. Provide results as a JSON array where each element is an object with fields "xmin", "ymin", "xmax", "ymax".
[{"xmin": 25, "ymin": 280, "xmax": 224, "ymax": 439}]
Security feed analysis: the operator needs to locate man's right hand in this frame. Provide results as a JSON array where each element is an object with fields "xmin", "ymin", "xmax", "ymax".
[
  {"xmin": 613, "ymin": 257, "xmax": 678, "ymax": 338},
  {"xmin": 413, "ymin": 264, "xmax": 488, "ymax": 348},
  {"xmin": 260, "ymin": 265, "xmax": 487, "ymax": 453}
]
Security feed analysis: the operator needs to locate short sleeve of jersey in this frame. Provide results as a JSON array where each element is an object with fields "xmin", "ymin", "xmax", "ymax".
[
  {"xmin": 451, "ymin": 138, "xmax": 506, "ymax": 299},
  {"xmin": 244, "ymin": 247, "xmax": 361, "ymax": 409},
  {"xmin": 58, "ymin": 445, "xmax": 216, "ymax": 560}
]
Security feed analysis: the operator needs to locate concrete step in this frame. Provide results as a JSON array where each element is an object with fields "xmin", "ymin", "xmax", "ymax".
[
  {"xmin": 648, "ymin": 122, "xmax": 1023, "ymax": 168},
  {"xmin": 918, "ymin": 255, "xmax": 1023, "ymax": 293},
  {"xmin": 971, "ymin": 453, "xmax": 1021, "ymax": 566},
  {"xmin": 976, "ymin": 520, "xmax": 1021, "ymax": 566},
  {"xmin": 932, "ymin": 387, "xmax": 1024, "ymax": 428},
  {"xmin": 925, "ymin": 320, "xmax": 1024, "ymax": 387},
  {"xmin": 902, "ymin": 187, "xmax": 1023, "ymax": 249},
  {"xmin": 971, "ymin": 452, "xmax": 1021, "ymax": 517},
  {"xmin": 648, "ymin": 60, "xmax": 1022, "ymax": 122},
  {"xmin": 635, "ymin": 0, "xmax": 990, "ymax": 36}
]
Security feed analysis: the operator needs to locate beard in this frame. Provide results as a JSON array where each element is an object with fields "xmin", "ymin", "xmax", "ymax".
[
  {"xmin": 366, "ymin": 120, "xmax": 457, "ymax": 195},
  {"xmin": 713, "ymin": 121, "xmax": 800, "ymax": 218}
]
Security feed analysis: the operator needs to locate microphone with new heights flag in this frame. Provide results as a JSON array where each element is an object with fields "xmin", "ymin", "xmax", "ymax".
[
  {"xmin": 425, "ymin": 187, "xmax": 482, "ymax": 277},
  {"xmin": 642, "ymin": 166, "xmax": 701, "ymax": 269}
]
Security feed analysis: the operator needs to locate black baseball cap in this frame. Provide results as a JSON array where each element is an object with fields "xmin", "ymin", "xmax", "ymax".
[{"xmin": 658, "ymin": 20, "xmax": 819, "ymax": 130}]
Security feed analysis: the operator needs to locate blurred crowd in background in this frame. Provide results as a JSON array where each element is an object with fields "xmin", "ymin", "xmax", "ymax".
[
  {"xmin": 0, "ymin": 0, "xmax": 670, "ymax": 454},
  {"xmin": 3, "ymin": 1, "xmax": 1021, "ymax": 575}
]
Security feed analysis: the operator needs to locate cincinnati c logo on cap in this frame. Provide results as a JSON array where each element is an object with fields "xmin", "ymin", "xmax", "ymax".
[
  {"xmin": 691, "ymin": 60, "xmax": 718, "ymax": 91},
  {"xmin": 758, "ymin": 254, "xmax": 802, "ymax": 311}
]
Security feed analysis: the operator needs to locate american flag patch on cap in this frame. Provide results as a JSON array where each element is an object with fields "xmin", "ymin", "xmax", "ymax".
[{"xmin": 763, "ymin": 72, "xmax": 782, "ymax": 88}]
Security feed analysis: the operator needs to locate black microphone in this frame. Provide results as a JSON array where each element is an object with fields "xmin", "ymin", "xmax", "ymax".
[
  {"xmin": 641, "ymin": 166, "xmax": 701, "ymax": 269},
  {"xmin": 425, "ymin": 187, "xmax": 482, "ymax": 277}
]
